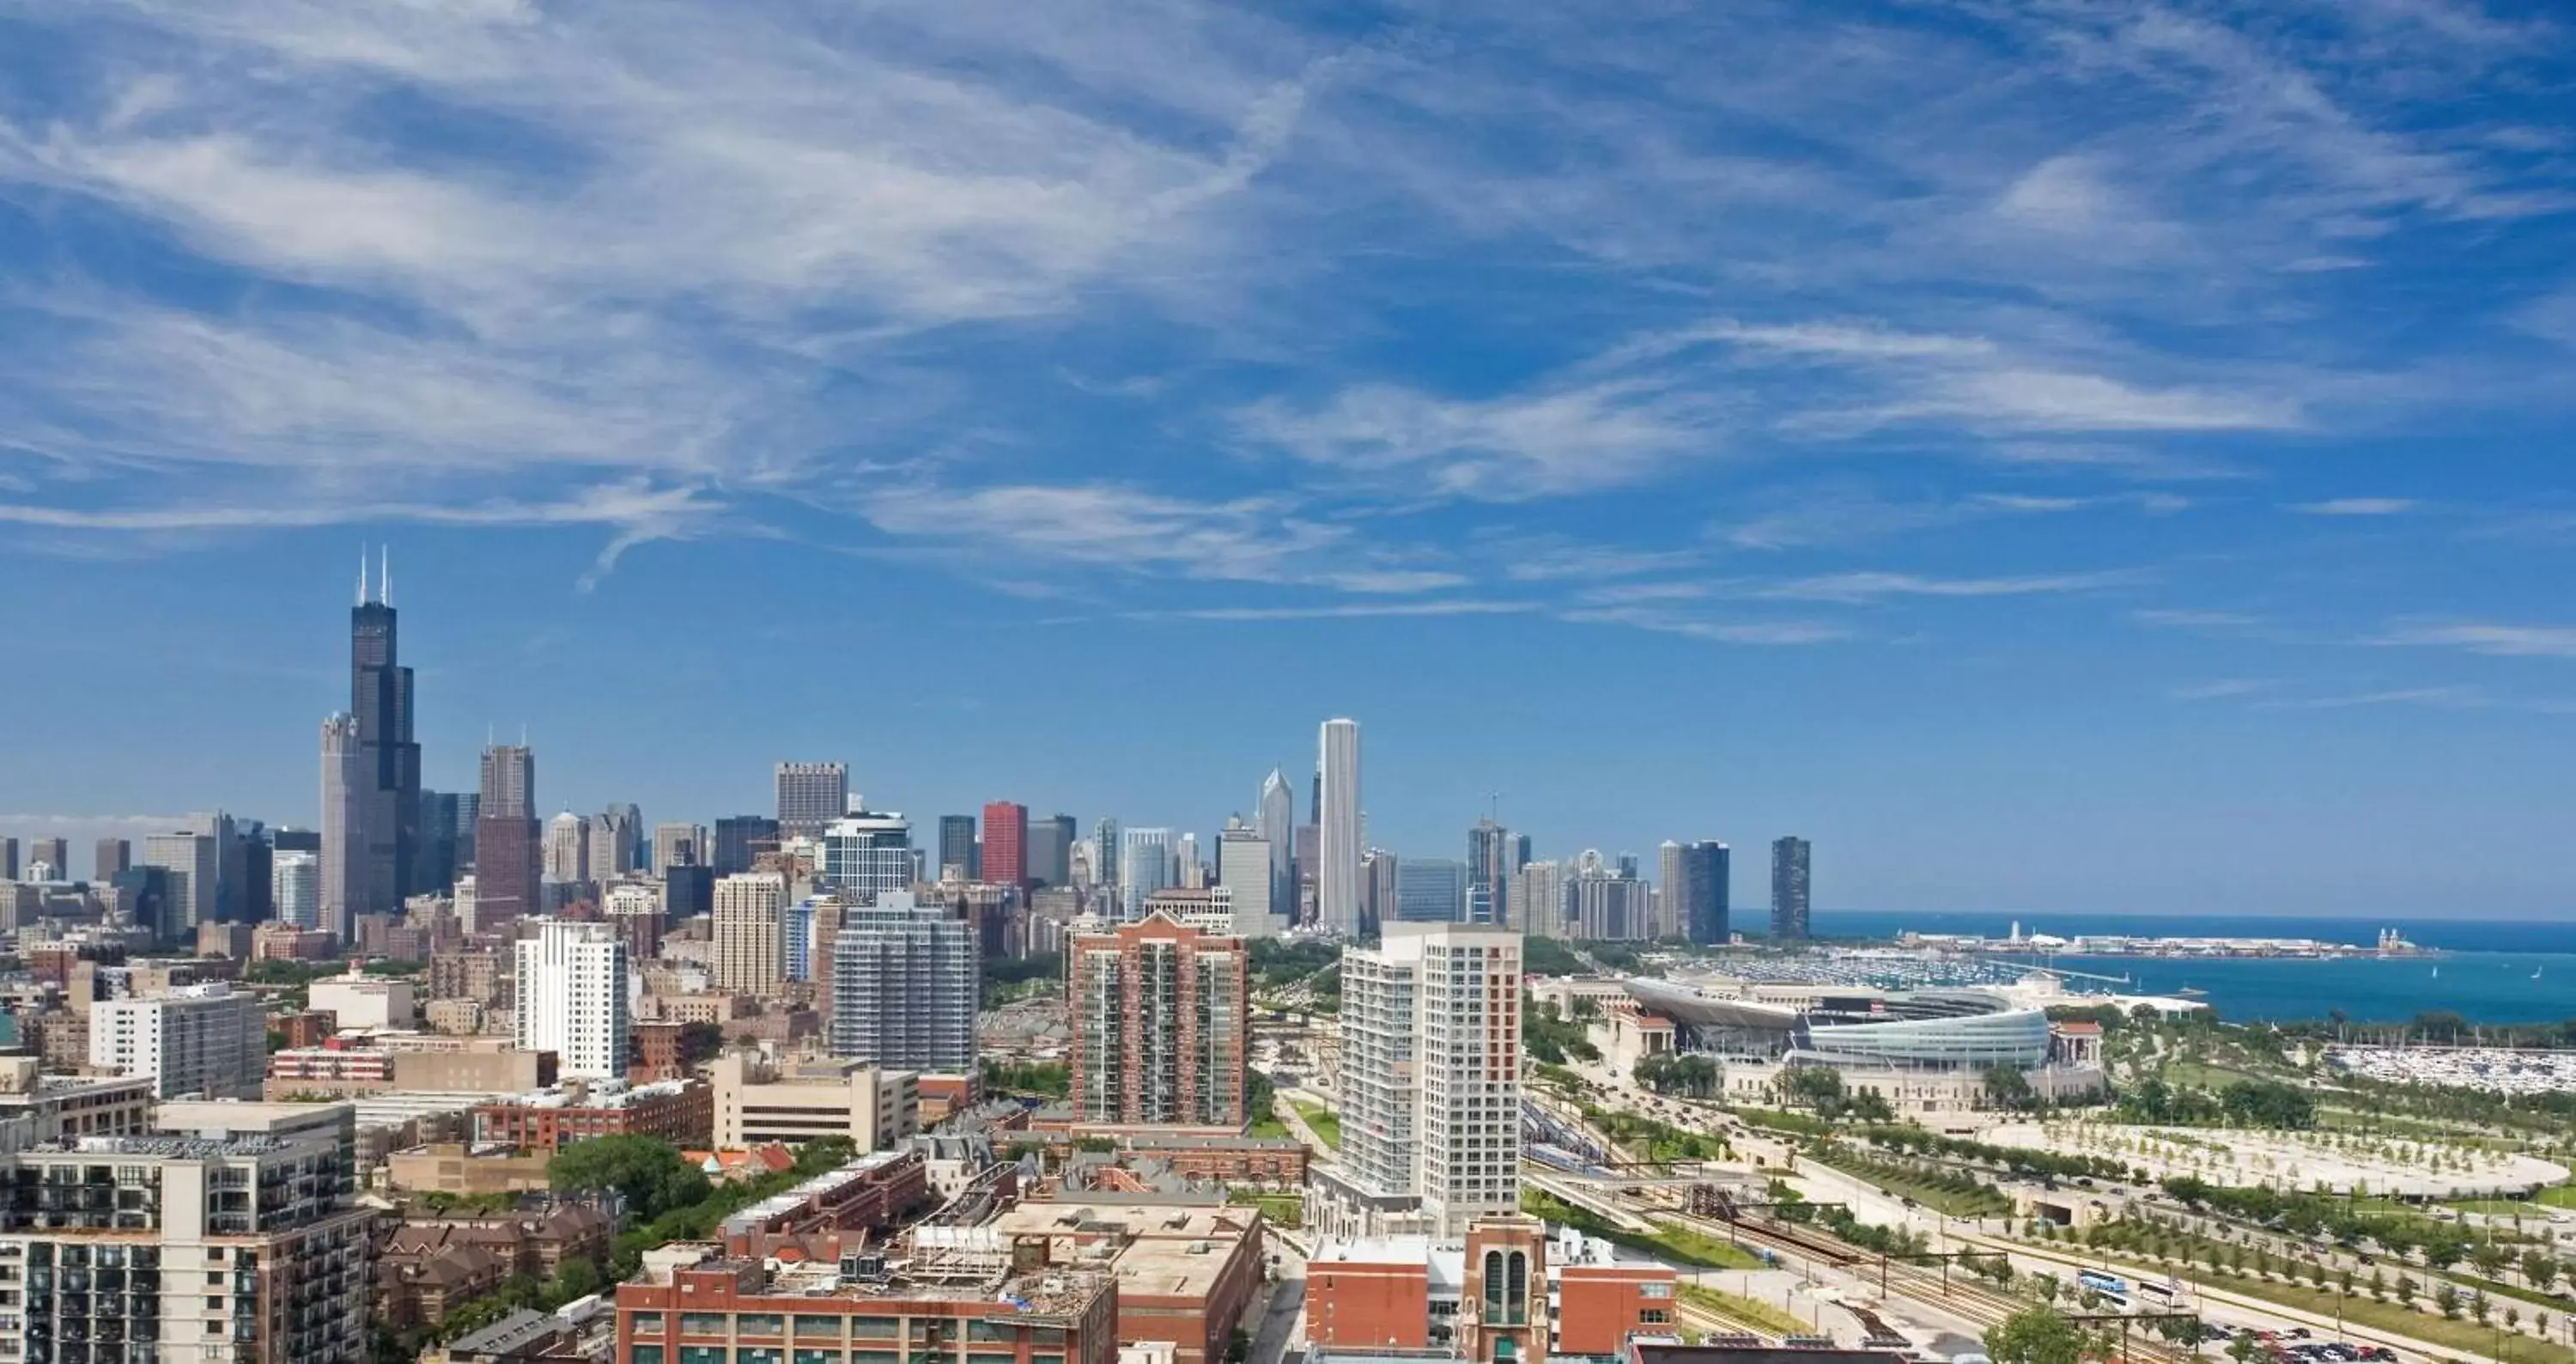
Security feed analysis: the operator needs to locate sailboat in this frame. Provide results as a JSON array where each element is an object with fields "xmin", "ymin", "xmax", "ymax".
[
  {"xmin": 2429, "ymin": 965, "xmax": 2439, "ymax": 980},
  {"xmin": 2534, "ymin": 965, "xmax": 2544, "ymax": 981}
]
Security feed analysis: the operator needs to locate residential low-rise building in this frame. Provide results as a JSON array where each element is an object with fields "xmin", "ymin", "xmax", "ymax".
[
  {"xmin": 384, "ymin": 1142, "xmax": 555, "ymax": 1197},
  {"xmin": 989, "ymin": 1198, "xmax": 1267, "ymax": 1364},
  {"xmin": 472, "ymin": 1078, "xmax": 711, "ymax": 1153},
  {"xmin": 615, "ymin": 1243, "xmax": 1117, "ymax": 1364}
]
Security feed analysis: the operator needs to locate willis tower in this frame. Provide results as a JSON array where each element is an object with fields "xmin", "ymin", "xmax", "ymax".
[{"xmin": 351, "ymin": 548, "xmax": 422, "ymax": 916}]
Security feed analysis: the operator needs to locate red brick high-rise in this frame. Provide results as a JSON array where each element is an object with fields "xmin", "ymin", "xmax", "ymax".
[
  {"xmin": 1068, "ymin": 912, "xmax": 1249, "ymax": 1131},
  {"xmin": 981, "ymin": 801, "xmax": 1028, "ymax": 889}
]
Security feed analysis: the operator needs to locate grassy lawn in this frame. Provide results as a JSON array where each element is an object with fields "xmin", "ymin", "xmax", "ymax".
[
  {"xmin": 1680, "ymin": 1283, "xmax": 1810, "ymax": 1338},
  {"xmin": 1227, "ymin": 1190, "xmax": 1305, "ymax": 1227},
  {"xmin": 1811, "ymin": 1150, "xmax": 2014, "ymax": 1219},
  {"xmin": 2453, "ymin": 1186, "xmax": 2576, "ymax": 1215},
  {"xmin": 1290, "ymin": 1099, "xmax": 1342, "ymax": 1150}
]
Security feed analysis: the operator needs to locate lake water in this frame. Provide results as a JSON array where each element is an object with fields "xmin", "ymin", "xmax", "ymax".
[{"xmin": 1809, "ymin": 912, "xmax": 2576, "ymax": 1026}]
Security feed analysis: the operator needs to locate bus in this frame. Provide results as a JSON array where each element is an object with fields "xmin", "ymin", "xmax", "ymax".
[
  {"xmin": 2079, "ymin": 1270, "xmax": 2130, "ymax": 1297},
  {"xmin": 2138, "ymin": 1280, "xmax": 2179, "ymax": 1304}
]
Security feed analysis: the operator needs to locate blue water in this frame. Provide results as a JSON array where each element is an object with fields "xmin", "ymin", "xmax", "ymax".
[{"xmin": 1810, "ymin": 912, "xmax": 2576, "ymax": 1026}]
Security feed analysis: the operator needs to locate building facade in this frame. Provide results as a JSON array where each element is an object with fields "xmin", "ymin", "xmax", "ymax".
[
  {"xmin": 474, "ymin": 745, "xmax": 538, "ymax": 932},
  {"xmin": 711, "ymin": 1053, "xmax": 920, "ymax": 1150},
  {"xmin": 821, "ymin": 811, "xmax": 914, "ymax": 904},
  {"xmin": 774, "ymin": 761, "xmax": 849, "ymax": 841},
  {"xmin": 1771, "ymin": 835, "xmax": 1811, "ymax": 940},
  {"xmin": 710, "ymin": 873, "xmax": 788, "ymax": 995},
  {"xmin": 89, "ymin": 983, "xmax": 264, "ymax": 1099},
  {"xmin": 513, "ymin": 918, "xmax": 633, "ymax": 1081},
  {"xmin": 1116, "ymin": 826, "xmax": 1175, "ymax": 922},
  {"xmin": 980, "ymin": 801, "xmax": 1027, "ymax": 889},
  {"xmin": 349, "ymin": 556, "xmax": 423, "ymax": 918},
  {"xmin": 1068, "ymin": 914, "xmax": 1249, "ymax": 1131},
  {"xmin": 1316, "ymin": 718, "xmax": 1362, "ymax": 936},
  {"xmin": 828, "ymin": 892, "xmax": 977, "ymax": 1072},
  {"xmin": 1319, "ymin": 924, "xmax": 1523, "ymax": 1240},
  {"xmin": 1213, "ymin": 820, "xmax": 1273, "ymax": 940},
  {"xmin": 273, "ymin": 849, "xmax": 321, "ymax": 931}
]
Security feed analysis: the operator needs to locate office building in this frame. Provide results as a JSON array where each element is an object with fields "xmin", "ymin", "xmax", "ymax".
[
  {"xmin": 1117, "ymin": 825, "xmax": 1175, "ymax": 920},
  {"xmin": 349, "ymin": 550, "xmax": 423, "ymax": 916},
  {"xmin": 1395, "ymin": 856, "xmax": 1467, "ymax": 923},
  {"xmin": 1663, "ymin": 839, "xmax": 1731, "ymax": 945},
  {"xmin": 711, "ymin": 1053, "xmax": 920, "ymax": 1150},
  {"xmin": 821, "ymin": 808, "xmax": 913, "ymax": 904},
  {"xmin": 543, "ymin": 811, "xmax": 591, "ymax": 886},
  {"xmin": 0, "ymin": 837, "xmax": 14, "ymax": 880},
  {"xmin": 711, "ymin": 814, "xmax": 778, "ymax": 876},
  {"xmin": 1318, "ymin": 924, "xmax": 1524, "ymax": 1240},
  {"xmin": 90, "ymin": 983, "xmax": 265, "ymax": 1098},
  {"xmin": 1027, "ymin": 813, "xmax": 1077, "ymax": 887},
  {"xmin": 1259, "ymin": 766, "xmax": 1296, "ymax": 898},
  {"xmin": 474, "ymin": 744, "xmax": 538, "ymax": 930},
  {"xmin": 935, "ymin": 813, "xmax": 979, "ymax": 880},
  {"xmin": 1093, "ymin": 817, "xmax": 1120, "ymax": 898},
  {"xmin": 1317, "ymin": 717, "xmax": 1363, "ymax": 936},
  {"xmin": 664, "ymin": 863, "xmax": 714, "ymax": 926},
  {"xmin": 1363, "ymin": 849, "xmax": 1399, "ymax": 929},
  {"xmin": 513, "ymin": 918, "xmax": 633, "ymax": 1081},
  {"xmin": 828, "ymin": 892, "xmax": 976, "ymax": 1071},
  {"xmin": 421, "ymin": 789, "xmax": 473, "ymax": 892},
  {"xmin": 141, "ymin": 829, "xmax": 219, "ymax": 937},
  {"xmin": 651, "ymin": 822, "xmax": 707, "ymax": 875},
  {"xmin": 981, "ymin": 801, "xmax": 1027, "ymax": 888},
  {"xmin": 1214, "ymin": 818, "xmax": 1273, "ymax": 939},
  {"xmin": 1069, "ymin": 914, "xmax": 1249, "ymax": 1130},
  {"xmin": 0, "ymin": 1099, "xmax": 376, "ymax": 1364},
  {"xmin": 711, "ymin": 872, "xmax": 789, "ymax": 994},
  {"xmin": 1467, "ymin": 819, "xmax": 1522, "ymax": 928},
  {"xmin": 1771, "ymin": 835, "xmax": 1811, "ymax": 940},
  {"xmin": 23, "ymin": 837, "xmax": 64, "ymax": 880},
  {"xmin": 1566, "ymin": 860, "xmax": 1653, "ymax": 941},
  {"xmin": 775, "ymin": 760, "xmax": 848, "ymax": 841},
  {"xmin": 92, "ymin": 836, "xmax": 131, "ymax": 881},
  {"xmin": 1508, "ymin": 860, "xmax": 1564, "ymax": 940},
  {"xmin": 273, "ymin": 849, "xmax": 321, "ymax": 929},
  {"xmin": 310, "ymin": 970, "xmax": 415, "ymax": 1029},
  {"xmin": 589, "ymin": 804, "xmax": 639, "ymax": 880},
  {"xmin": 603, "ymin": 878, "xmax": 665, "ymax": 959}
]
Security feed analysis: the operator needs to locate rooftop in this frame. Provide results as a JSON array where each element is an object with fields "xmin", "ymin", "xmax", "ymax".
[
  {"xmin": 446, "ymin": 1306, "xmax": 571, "ymax": 1356},
  {"xmin": 720, "ymin": 1150, "xmax": 916, "ymax": 1233},
  {"xmin": 644, "ymin": 1244, "xmax": 1112, "ymax": 1318}
]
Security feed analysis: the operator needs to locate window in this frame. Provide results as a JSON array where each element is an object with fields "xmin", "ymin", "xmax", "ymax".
[
  {"xmin": 793, "ymin": 1353, "xmax": 842, "ymax": 1364},
  {"xmin": 794, "ymin": 1318, "xmax": 843, "ymax": 1339},
  {"xmin": 633, "ymin": 1313, "xmax": 667, "ymax": 1334},
  {"xmin": 680, "ymin": 1313, "xmax": 729, "ymax": 1336},
  {"xmin": 850, "ymin": 1318, "xmax": 900, "ymax": 1339},
  {"xmin": 1639, "ymin": 1309, "xmax": 1669, "ymax": 1325},
  {"xmin": 635, "ymin": 1350, "xmax": 666, "ymax": 1364},
  {"xmin": 679, "ymin": 1349, "xmax": 727, "ymax": 1364},
  {"xmin": 1640, "ymin": 1282, "xmax": 1672, "ymax": 1299},
  {"xmin": 738, "ymin": 1316, "xmax": 786, "ymax": 1337},
  {"xmin": 965, "ymin": 1323, "xmax": 1018, "ymax": 1344}
]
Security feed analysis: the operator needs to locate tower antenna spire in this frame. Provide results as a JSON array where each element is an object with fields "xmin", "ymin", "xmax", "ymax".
[
  {"xmin": 380, "ymin": 545, "xmax": 391, "ymax": 606},
  {"xmin": 358, "ymin": 543, "xmax": 368, "ymax": 605}
]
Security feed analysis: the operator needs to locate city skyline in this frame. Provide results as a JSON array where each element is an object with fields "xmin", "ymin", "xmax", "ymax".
[{"xmin": 2, "ymin": 3, "xmax": 2572, "ymax": 919}]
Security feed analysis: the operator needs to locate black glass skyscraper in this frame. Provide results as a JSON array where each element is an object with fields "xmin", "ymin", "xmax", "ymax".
[
  {"xmin": 1770, "ymin": 836, "xmax": 1810, "ymax": 940},
  {"xmin": 1678, "ymin": 840, "xmax": 1730, "ymax": 945},
  {"xmin": 351, "ymin": 551, "xmax": 422, "ymax": 916}
]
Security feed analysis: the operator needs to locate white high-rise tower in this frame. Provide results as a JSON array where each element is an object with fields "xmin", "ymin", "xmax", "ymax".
[
  {"xmin": 319, "ymin": 712, "xmax": 364, "ymax": 942},
  {"xmin": 514, "ymin": 919, "xmax": 633, "ymax": 1081},
  {"xmin": 1317, "ymin": 718, "xmax": 1363, "ymax": 936},
  {"xmin": 1258, "ymin": 769, "xmax": 1295, "ymax": 920}
]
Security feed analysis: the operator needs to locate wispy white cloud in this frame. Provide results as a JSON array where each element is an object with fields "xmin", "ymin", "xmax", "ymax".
[
  {"xmin": 2371, "ymin": 623, "xmax": 2576, "ymax": 659},
  {"xmin": 2134, "ymin": 608, "xmax": 2266, "ymax": 630},
  {"xmin": 2171, "ymin": 678, "xmax": 2277, "ymax": 702},
  {"xmin": 1557, "ymin": 605, "xmax": 1850, "ymax": 646},
  {"xmin": 1125, "ymin": 600, "xmax": 1536, "ymax": 622},
  {"xmin": 1716, "ymin": 485, "xmax": 2185, "ymax": 551},
  {"xmin": 2256, "ymin": 685, "xmax": 2490, "ymax": 710},
  {"xmin": 2291, "ymin": 497, "xmax": 2419, "ymax": 516},
  {"xmin": 1748, "ymin": 570, "xmax": 2144, "ymax": 604}
]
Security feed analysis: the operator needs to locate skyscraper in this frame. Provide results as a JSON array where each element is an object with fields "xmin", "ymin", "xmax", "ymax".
[
  {"xmin": 1028, "ymin": 813, "xmax": 1078, "ymax": 887},
  {"xmin": 712, "ymin": 814, "xmax": 780, "ymax": 875},
  {"xmin": 1259, "ymin": 769, "xmax": 1295, "ymax": 912},
  {"xmin": 821, "ymin": 808, "xmax": 913, "ymax": 904},
  {"xmin": 1771, "ymin": 836, "xmax": 1811, "ymax": 939},
  {"xmin": 140, "ymin": 829, "xmax": 217, "ymax": 937},
  {"xmin": 1070, "ymin": 914, "xmax": 1249, "ymax": 1129},
  {"xmin": 420, "ymin": 790, "xmax": 473, "ymax": 892},
  {"xmin": 936, "ymin": 814, "xmax": 980, "ymax": 880},
  {"xmin": 273, "ymin": 849, "xmax": 321, "ymax": 929},
  {"xmin": 1215, "ymin": 818, "xmax": 1273, "ymax": 939},
  {"xmin": 23, "ymin": 837, "xmax": 65, "ymax": 880},
  {"xmin": 92, "ymin": 837, "xmax": 129, "ymax": 881},
  {"xmin": 652, "ymin": 822, "xmax": 708, "ymax": 875},
  {"xmin": 589, "ymin": 805, "xmax": 639, "ymax": 880},
  {"xmin": 473, "ymin": 744, "xmax": 538, "ymax": 932},
  {"xmin": 1317, "ymin": 717, "xmax": 1363, "ymax": 936},
  {"xmin": 712, "ymin": 873, "xmax": 788, "ymax": 994},
  {"xmin": 1093, "ymin": 818, "xmax": 1121, "ymax": 901},
  {"xmin": 1117, "ymin": 826, "xmax": 1175, "ymax": 920},
  {"xmin": 981, "ymin": 801, "xmax": 1028, "ymax": 888},
  {"xmin": 1395, "ymin": 857, "xmax": 1467, "ymax": 923},
  {"xmin": 829, "ymin": 891, "xmax": 977, "ymax": 1071},
  {"xmin": 513, "ymin": 918, "xmax": 632, "ymax": 1081},
  {"xmin": 0, "ymin": 838, "xmax": 14, "ymax": 880},
  {"xmin": 318, "ymin": 712, "xmax": 365, "ymax": 939},
  {"xmin": 1508, "ymin": 859, "xmax": 1564, "ymax": 939},
  {"xmin": 349, "ymin": 548, "xmax": 422, "ymax": 914},
  {"xmin": 1665, "ymin": 840, "xmax": 1731, "ymax": 945},
  {"xmin": 544, "ymin": 811, "xmax": 591, "ymax": 886},
  {"xmin": 1321, "ymin": 924, "xmax": 1523, "ymax": 1240},
  {"xmin": 775, "ymin": 761, "xmax": 849, "ymax": 841},
  {"xmin": 1467, "ymin": 819, "xmax": 1522, "ymax": 928}
]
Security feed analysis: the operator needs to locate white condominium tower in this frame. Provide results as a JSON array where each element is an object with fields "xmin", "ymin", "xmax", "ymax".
[
  {"xmin": 514, "ymin": 918, "xmax": 633, "ymax": 1080},
  {"xmin": 712, "ymin": 872, "xmax": 789, "ymax": 994},
  {"xmin": 1317, "ymin": 717, "xmax": 1362, "ymax": 936},
  {"xmin": 1321, "ymin": 923, "xmax": 1524, "ymax": 1240}
]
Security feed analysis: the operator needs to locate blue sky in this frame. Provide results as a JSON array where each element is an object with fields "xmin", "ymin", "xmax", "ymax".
[{"xmin": 2, "ymin": 0, "xmax": 2573, "ymax": 916}]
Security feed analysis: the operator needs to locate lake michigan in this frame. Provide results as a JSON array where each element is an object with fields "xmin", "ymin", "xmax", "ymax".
[{"xmin": 1810, "ymin": 911, "xmax": 2576, "ymax": 1026}]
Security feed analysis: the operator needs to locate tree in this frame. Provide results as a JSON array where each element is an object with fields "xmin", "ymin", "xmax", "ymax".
[
  {"xmin": 548, "ymin": 1135, "xmax": 709, "ymax": 1221},
  {"xmin": 1984, "ymin": 1065, "xmax": 2038, "ymax": 1112},
  {"xmin": 793, "ymin": 1136, "xmax": 858, "ymax": 1176},
  {"xmin": 1778, "ymin": 1065, "xmax": 1846, "ymax": 1111},
  {"xmin": 551, "ymin": 1257, "xmax": 602, "ymax": 1303},
  {"xmin": 677, "ymin": 1021, "xmax": 726, "ymax": 1065},
  {"xmin": 2522, "ymin": 1251, "xmax": 2560, "ymax": 1293},
  {"xmin": 1985, "ymin": 1306, "xmax": 2087, "ymax": 1364},
  {"xmin": 2434, "ymin": 1284, "xmax": 2461, "ymax": 1319}
]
